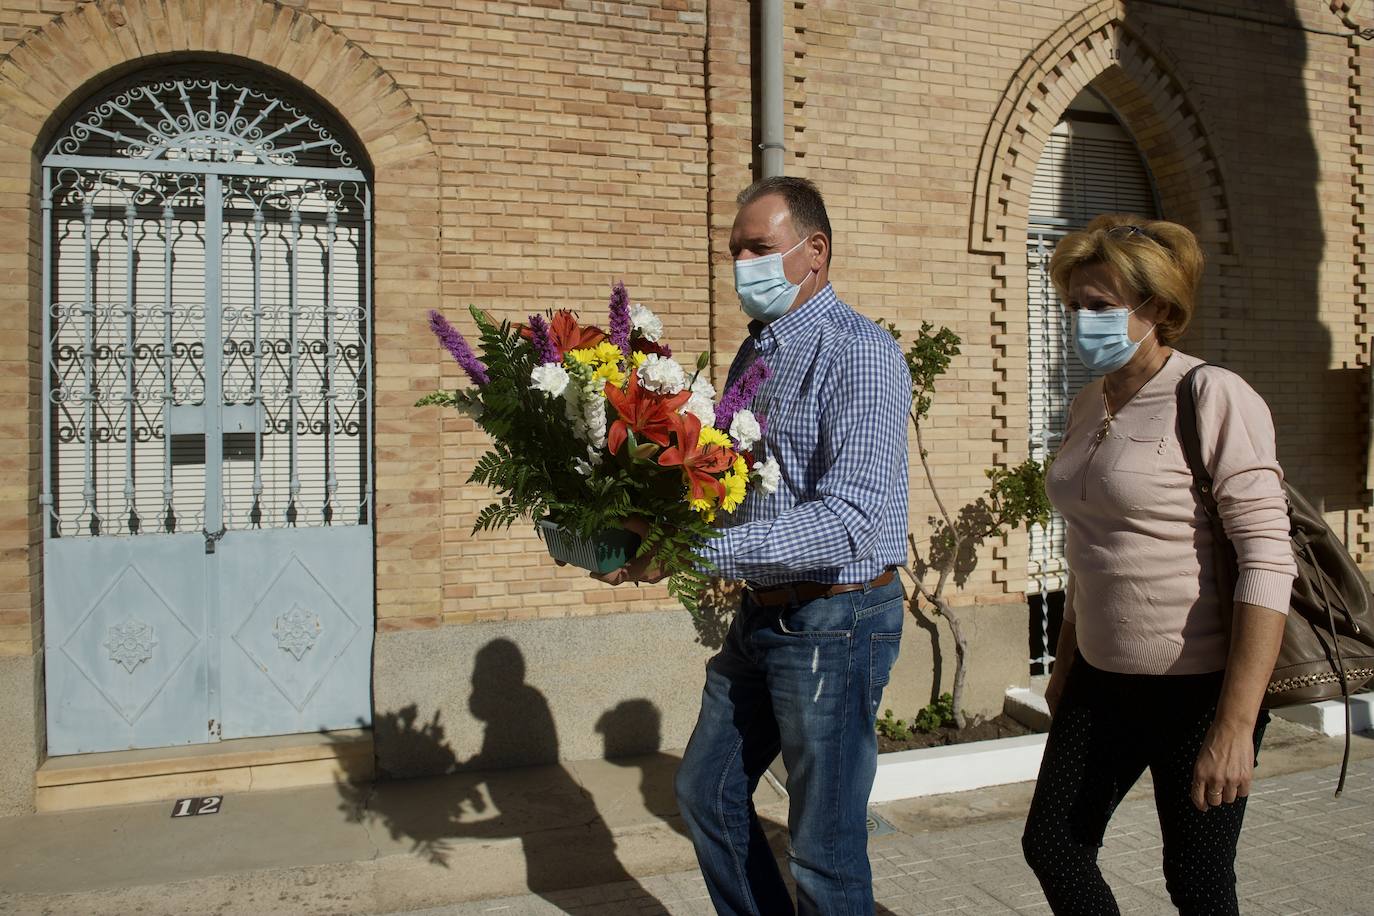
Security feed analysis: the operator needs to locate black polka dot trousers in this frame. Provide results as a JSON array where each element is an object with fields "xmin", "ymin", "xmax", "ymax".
[{"xmin": 1021, "ymin": 651, "xmax": 1267, "ymax": 916}]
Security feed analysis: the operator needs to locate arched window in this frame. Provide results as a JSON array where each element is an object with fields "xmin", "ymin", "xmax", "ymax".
[{"xmin": 1026, "ymin": 87, "xmax": 1159, "ymax": 671}]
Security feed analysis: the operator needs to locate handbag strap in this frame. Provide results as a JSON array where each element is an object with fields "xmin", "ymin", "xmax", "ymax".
[{"xmin": 1175, "ymin": 363, "xmax": 1221, "ymax": 521}]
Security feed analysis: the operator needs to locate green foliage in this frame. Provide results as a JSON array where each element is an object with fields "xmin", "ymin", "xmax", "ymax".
[
  {"xmin": 986, "ymin": 459, "xmax": 1053, "ymax": 532},
  {"xmin": 876, "ymin": 708, "xmax": 911, "ymax": 742},
  {"xmin": 879, "ymin": 320, "xmax": 962, "ymax": 422},
  {"xmin": 911, "ymin": 693, "xmax": 956, "ymax": 734}
]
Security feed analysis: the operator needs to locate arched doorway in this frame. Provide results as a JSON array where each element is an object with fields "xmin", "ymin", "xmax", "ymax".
[
  {"xmin": 42, "ymin": 66, "xmax": 374, "ymax": 754},
  {"xmin": 1026, "ymin": 87, "xmax": 1160, "ymax": 673}
]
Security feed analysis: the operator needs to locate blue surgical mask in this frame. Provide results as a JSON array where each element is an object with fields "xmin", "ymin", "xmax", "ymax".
[
  {"xmin": 734, "ymin": 238, "xmax": 814, "ymax": 323},
  {"xmin": 1073, "ymin": 298, "xmax": 1155, "ymax": 374}
]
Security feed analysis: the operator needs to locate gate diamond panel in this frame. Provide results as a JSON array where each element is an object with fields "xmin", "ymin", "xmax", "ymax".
[
  {"xmin": 46, "ymin": 536, "xmax": 208, "ymax": 754},
  {"xmin": 219, "ymin": 526, "xmax": 372, "ymax": 739},
  {"xmin": 231, "ymin": 553, "xmax": 361, "ymax": 714},
  {"xmin": 63, "ymin": 564, "xmax": 200, "ymax": 724}
]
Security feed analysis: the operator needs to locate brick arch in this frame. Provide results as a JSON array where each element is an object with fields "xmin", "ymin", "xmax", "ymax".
[
  {"xmin": 968, "ymin": 1, "xmax": 1236, "ymax": 592},
  {"xmin": 969, "ymin": 0, "xmax": 1234, "ymax": 260},
  {"xmin": 0, "ymin": 0, "xmax": 447, "ymax": 674},
  {"xmin": 0, "ymin": 0, "xmax": 436, "ymax": 170}
]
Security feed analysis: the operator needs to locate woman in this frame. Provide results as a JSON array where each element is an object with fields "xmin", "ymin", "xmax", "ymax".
[{"xmin": 1021, "ymin": 214, "xmax": 1297, "ymax": 915}]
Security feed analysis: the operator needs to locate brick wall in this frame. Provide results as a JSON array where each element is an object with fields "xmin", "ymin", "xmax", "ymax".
[{"xmin": 0, "ymin": 0, "xmax": 1368, "ymax": 656}]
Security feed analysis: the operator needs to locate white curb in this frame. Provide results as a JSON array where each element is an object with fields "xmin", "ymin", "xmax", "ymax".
[
  {"xmin": 1272, "ymin": 694, "xmax": 1374, "ymax": 736},
  {"xmin": 869, "ymin": 733, "xmax": 1048, "ymax": 804}
]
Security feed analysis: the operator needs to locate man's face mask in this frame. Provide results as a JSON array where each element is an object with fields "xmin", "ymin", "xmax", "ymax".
[{"xmin": 733, "ymin": 237, "xmax": 813, "ymax": 323}]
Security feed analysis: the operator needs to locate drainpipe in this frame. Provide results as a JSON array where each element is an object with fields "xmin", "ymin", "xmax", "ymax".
[{"xmin": 759, "ymin": 0, "xmax": 785, "ymax": 177}]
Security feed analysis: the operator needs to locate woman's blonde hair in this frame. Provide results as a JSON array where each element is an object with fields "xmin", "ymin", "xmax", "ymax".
[{"xmin": 1048, "ymin": 214, "xmax": 1204, "ymax": 344}]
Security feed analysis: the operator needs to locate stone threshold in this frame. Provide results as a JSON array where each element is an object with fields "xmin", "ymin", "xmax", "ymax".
[{"xmin": 34, "ymin": 729, "xmax": 373, "ymax": 813}]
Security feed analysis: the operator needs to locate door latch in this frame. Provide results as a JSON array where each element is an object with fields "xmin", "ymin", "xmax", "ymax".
[{"xmin": 202, "ymin": 527, "xmax": 226, "ymax": 554}]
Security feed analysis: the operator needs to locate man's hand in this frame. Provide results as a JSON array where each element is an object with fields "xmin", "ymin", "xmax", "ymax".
[{"xmin": 593, "ymin": 516, "xmax": 668, "ymax": 586}]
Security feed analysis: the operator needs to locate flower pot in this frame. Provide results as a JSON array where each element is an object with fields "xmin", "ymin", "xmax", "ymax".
[{"xmin": 536, "ymin": 520, "xmax": 643, "ymax": 575}]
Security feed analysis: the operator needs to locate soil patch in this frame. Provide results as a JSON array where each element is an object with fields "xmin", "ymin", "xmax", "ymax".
[{"xmin": 878, "ymin": 713, "xmax": 1036, "ymax": 754}]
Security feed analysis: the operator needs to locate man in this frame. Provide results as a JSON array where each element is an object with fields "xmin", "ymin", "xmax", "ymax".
[{"xmin": 604, "ymin": 177, "xmax": 911, "ymax": 915}]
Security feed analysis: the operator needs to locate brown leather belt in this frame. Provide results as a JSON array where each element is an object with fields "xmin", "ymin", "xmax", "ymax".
[{"xmin": 745, "ymin": 568, "xmax": 897, "ymax": 608}]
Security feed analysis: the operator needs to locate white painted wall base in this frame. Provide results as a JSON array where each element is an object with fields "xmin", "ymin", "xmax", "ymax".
[
  {"xmin": 870, "ymin": 733, "xmax": 1048, "ymax": 804},
  {"xmin": 1272, "ymin": 695, "xmax": 1374, "ymax": 736}
]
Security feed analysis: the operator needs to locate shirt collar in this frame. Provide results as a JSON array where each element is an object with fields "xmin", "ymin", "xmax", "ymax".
[{"xmin": 750, "ymin": 283, "xmax": 839, "ymax": 353}]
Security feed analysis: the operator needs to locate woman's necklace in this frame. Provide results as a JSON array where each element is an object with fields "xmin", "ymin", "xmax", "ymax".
[{"xmin": 1096, "ymin": 350, "xmax": 1174, "ymax": 443}]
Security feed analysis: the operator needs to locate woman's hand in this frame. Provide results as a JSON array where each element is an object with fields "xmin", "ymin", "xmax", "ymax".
[
  {"xmin": 1191, "ymin": 719, "xmax": 1255, "ymax": 810},
  {"xmin": 1043, "ymin": 674, "xmax": 1067, "ymax": 717},
  {"xmin": 1043, "ymin": 618, "xmax": 1078, "ymax": 718},
  {"xmin": 1193, "ymin": 601, "xmax": 1285, "ymax": 811}
]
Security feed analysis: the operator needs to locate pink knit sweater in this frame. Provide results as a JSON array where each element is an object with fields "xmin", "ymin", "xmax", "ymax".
[{"xmin": 1046, "ymin": 351, "xmax": 1296, "ymax": 675}]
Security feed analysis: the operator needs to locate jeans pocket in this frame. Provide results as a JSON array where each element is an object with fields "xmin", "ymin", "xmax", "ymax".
[
  {"xmin": 869, "ymin": 632, "xmax": 902, "ymax": 688},
  {"xmin": 867, "ymin": 631, "xmax": 902, "ymax": 717},
  {"xmin": 775, "ymin": 593, "xmax": 855, "ymax": 639}
]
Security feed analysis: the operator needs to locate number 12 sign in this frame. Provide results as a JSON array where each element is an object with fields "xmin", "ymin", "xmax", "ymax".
[{"xmin": 171, "ymin": 796, "xmax": 223, "ymax": 818}]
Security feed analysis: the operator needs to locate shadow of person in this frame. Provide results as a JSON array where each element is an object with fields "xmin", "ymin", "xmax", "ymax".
[
  {"xmin": 332, "ymin": 639, "xmax": 669, "ymax": 911},
  {"xmin": 595, "ymin": 699, "xmax": 691, "ymax": 841}
]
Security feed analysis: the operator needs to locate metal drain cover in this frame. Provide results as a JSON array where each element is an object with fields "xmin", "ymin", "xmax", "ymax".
[{"xmin": 866, "ymin": 809, "xmax": 896, "ymax": 837}]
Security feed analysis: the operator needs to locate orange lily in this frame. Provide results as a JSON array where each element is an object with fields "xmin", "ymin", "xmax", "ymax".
[
  {"xmin": 604, "ymin": 371, "xmax": 691, "ymax": 456},
  {"xmin": 520, "ymin": 309, "xmax": 605, "ymax": 357},
  {"xmin": 658, "ymin": 411, "xmax": 735, "ymax": 502}
]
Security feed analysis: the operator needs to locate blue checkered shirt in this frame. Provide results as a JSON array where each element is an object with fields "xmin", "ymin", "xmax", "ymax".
[{"xmin": 699, "ymin": 284, "xmax": 912, "ymax": 587}]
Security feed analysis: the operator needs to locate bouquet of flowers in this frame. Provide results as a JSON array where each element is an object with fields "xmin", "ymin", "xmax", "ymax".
[{"xmin": 419, "ymin": 283, "xmax": 779, "ymax": 612}]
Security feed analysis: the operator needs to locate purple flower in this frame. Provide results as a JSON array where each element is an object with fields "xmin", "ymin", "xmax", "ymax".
[
  {"xmin": 608, "ymin": 281, "xmax": 631, "ymax": 360},
  {"xmin": 428, "ymin": 309, "xmax": 490, "ymax": 386},
  {"xmin": 526, "ymin": 313, "xmax": 560, "ymax": 364},
  {"xmin": 715, "ymin": 359, "xmax": 771, "ymax": 433}
]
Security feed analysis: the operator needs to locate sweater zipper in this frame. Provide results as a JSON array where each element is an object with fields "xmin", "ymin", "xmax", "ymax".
[{"xmin": 1081, "ymin": 418, "xmax": 1111, "ymax": 500}]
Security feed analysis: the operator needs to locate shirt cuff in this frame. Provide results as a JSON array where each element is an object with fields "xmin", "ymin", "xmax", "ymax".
[{"xmin": 1233, "ymin": 569, "xmax": 1294, "ymax": 615}]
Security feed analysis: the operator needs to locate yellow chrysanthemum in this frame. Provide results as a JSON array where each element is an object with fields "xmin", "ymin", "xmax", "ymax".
[
  {"xmin": 697, "ymin": 426, "xmax": 733, "ymax": 450},
  {"xmin": 566, "ymin": 348, "xmax": 598, "ymax": 366},
  {"xmin": 632, "ymin": 351, "xmax": 648, "ymax": 368},
  {"xmin": 594, "ymin": 362, "xmax": 626, "ymax": 388},
  {"xmin": 732, "ymin": 456, "xmax": 748, "ymax": 478},
  {"xmin": 720, "ymin": 472, "xmax": 747, "ymax": 513},
  {"xmin": 593, "ymin": 341, "xmax": 624, "ymax": 365},
  {"xmin": 689, "ymin": 496, "xmax": 717, "ymax": 523}
]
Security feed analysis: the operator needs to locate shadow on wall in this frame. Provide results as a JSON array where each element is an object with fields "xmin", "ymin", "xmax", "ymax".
[
  {"xmin": 1121, "ymin": 1, "xmax": 1363, "ymax": 510},
  {"xmin": 693, "ymin": 579, "xmax": 744, "ymax": 650},
  {"xmin": 326, "ymin": 639, "xmax": 693, "ymax": 905}
]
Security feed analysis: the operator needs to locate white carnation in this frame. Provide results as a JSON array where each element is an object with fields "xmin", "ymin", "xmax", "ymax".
[
  {"xmin": 629, "ymin": 303, "xmax": 663, "ymax": 342},
  {"xmin": 683, "ymin": 392, "xmax": 716, "ymax": 428},
  {"xmin": 530, "ymin": 363, "xmax": 570, "ymax": 398},
  {"xmin": 729, "ymin": 409, "xmax": 762, "ymax": 452},
  {"xmin": 690, "ymin": 375, "xmax": 716, "ymax": 400},
  {"xmin": 573, "ymin": 458, "xmax": 594, "ymax": 477},
  {"xmin": 637, "ymin": 354, "xmax": 688, "ymax": 394},
  {"xmin": 753, "ymin": 458, "xmax": 781, "ymax": 496}
]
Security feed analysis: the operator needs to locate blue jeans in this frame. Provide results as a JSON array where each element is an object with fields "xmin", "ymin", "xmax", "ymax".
[{"xmin": 674, "ymin": 578, "xmax": 905, "ymax": 916}]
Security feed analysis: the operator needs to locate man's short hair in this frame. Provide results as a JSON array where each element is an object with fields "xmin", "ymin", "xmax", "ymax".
[{"xmin": 737, "ymin": 176, "xmax": 833, "ymax": 263}]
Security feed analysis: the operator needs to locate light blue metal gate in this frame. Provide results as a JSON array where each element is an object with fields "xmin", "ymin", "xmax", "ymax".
[{"xmin": 41, "ymin": 69, "xmax": 374, "ymax": 755}]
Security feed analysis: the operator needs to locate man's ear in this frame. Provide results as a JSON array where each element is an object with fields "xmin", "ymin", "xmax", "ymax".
[{"xmin": 808, "ymin": 232, "xmax": 829, "ymax": 269}]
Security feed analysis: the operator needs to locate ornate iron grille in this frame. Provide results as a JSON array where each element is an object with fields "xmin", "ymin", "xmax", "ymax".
[{"xmin": 43, "ymin": 70, "xmax": 372, "ymax": 539}]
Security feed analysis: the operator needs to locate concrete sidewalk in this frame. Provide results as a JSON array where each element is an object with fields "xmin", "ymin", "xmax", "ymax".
[
  {"xmin": 0, "ymin": 719, "xmax": 1370, "ymax": 915},
  {"xmin": 405, "ymin": 750, "xmax": 1374, "ymax": 916}
]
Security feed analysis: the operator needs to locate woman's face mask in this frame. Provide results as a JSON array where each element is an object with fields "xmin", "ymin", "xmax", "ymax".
[
  {"xmin": 1073, "ymin": 296, "xmax": 1156, "ymax": 374},
  {"xmin": 734, "ymin": 237, "xmax": 814, "ymax": 323}
]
